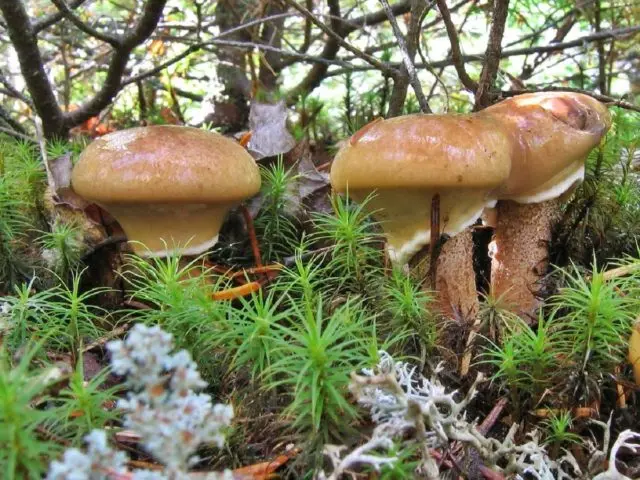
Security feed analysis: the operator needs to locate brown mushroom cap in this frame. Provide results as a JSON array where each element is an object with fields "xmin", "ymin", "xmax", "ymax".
[
  {"xmin": 330, "ymin": 115, "xmax": 512, "ymax": 264},
  {"xmin": 483, "ymin": 92, "xmax": 612, "ymax": 203},
  {"xmin": 72, "ymin": 125, "xmax": 261, "ymax": 256}
]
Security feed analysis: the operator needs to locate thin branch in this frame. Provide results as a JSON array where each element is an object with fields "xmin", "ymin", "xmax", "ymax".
[
  {"xmin": 497, "ymin": 24, "xmax": 640, "ymax": 58},
  {"xmin": 122, "ymin": 45, "xmax": 200, "ymax": 86},
  {"xmin": 347, "ymin": 0, "xmax": 412, "ymax": 31},
  {"xmin": 50, "ymin": 0, "xmax": 121, "ymax": 47},
  {"xmin": 279, "ymin": 0, "xmax": 394, "ymax": 74},
  {"xmin": 500, "ymin": 87, "xmax": 640, "ymax": 113},
  {"xmin": 0, "ymin": 104, "xmax": 27, "ymax": 135},
  {"xmin": 380, "ymin": 0, "xmax": 431, "ymax": 114},
  {"xmin": 349, "ymin": 0, "xmax": 473, "ymax": 59},
  {"xmin": 327, "ymin": 25, "xmax": 640, "ymax": 77},
  {"xmin": 0, "ymin": 71, "xmax": 33, "ymax": 106},
  {"xmin": 474, "ymin": 0, "xmax": 510, "ymax": 109},
  {"xmin": 64, "ymin": 0, "xmax": 168, "ymax": 128},
  {"xmin": 0, "ymin": 0, "xmax": 65, "ymax": 138},
  {"xmin": 33, "ymin": 0, "xmax": 88, "ymax": 33},
  {"xmin": 204, "ymin": 41, "xmax": 355, "ymax": 67},
  {"xmin": 0, "ymin": 125, "xmax": 38, "ymax": 143},
  {"xmin": 435, "ymin": 0, "xmax": 478, "ymax": 91}
]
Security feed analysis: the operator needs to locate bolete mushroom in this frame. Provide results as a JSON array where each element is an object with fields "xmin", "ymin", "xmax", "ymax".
[
  {"xmin": 330, "ymin": 115, "xmax": 512, "ymax": 321},
  {"xmin": 483, "ymin": 92, "xmax": 612, "ymax": 318},
  {"xmin": 72, "ymin": 125, "xmax": 261, "ymax": 257},
  {"xmin": 330, "ymin": 115, "xmax": 512, "ymax": 265}
]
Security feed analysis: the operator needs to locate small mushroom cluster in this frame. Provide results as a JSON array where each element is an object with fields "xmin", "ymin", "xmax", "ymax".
[
  {"xmin": 72, "ymin": 125, "xmax": 261, "ymax": 257},
  {"xmin": 330, "ymin": 92, "xmax": 612, "ymax": 319}
]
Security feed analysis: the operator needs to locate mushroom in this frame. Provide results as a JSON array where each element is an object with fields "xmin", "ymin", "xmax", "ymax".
[
  {"xmin": 330, "ymin": 115, "xmax": 512, "ymax": 321},
  {"xmin": 483, "ymin": 92, "xmax": 612, "ymax": 318},
  {"xmin": 71, "ymin": 125, "xmax": 261, "ymax": 257},
  {"xmin": 330, "ymin": 115, "xmax": 512, "ymax": 266}
]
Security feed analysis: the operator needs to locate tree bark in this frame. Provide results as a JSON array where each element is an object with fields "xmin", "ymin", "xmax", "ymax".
[{"xmin": 0, "ymin": 0, "xmax": 66, "ymax": 138}]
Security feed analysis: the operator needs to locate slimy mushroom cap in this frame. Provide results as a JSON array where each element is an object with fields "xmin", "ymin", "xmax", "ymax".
[
  {"xmin": 484, "ymin": 92, "xmax": 612, "ymax": 203},
  {"xmin": 72, "ymin": 125, "xmax": 261, "ymax": 256},
  {"xmin": 330, "ymin": 115, "xmax": 512, "ymax": 264}
]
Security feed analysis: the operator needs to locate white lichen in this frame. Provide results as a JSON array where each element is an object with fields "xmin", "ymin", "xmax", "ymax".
[
  {"xmin": 319, "ymin": 351, "xmax": 640, "ymax": 480},
  {"xmin": 47, "ymin": 323, "xmax": 234, "ymax": 480}
]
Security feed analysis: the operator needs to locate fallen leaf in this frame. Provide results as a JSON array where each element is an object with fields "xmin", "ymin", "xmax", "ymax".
[
  {"xmin": 247, "ymin": 100, "xmax": 296, "ymax": 159},
  {"xmin": 231, "ymin": 447, "xmax": 300, "ymax": 479}
]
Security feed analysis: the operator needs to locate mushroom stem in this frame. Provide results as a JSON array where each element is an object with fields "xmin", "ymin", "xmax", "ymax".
[
  {"xmin": 429, "ymin": 193, "xmax": 440, "ymax": 255},
  {"xmin": 490, "ymin": 198, "xmax": 561, "ymax": 321},
  {"xmin": 429, "ymin": 193, "xmax": 441, "ymax": 290},
  {"xmin": 434, "ymin": 228, "xmax": 479, "ymax": 322}
]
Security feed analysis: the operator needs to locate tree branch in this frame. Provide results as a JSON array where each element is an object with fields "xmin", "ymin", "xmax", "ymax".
[
  {"xmin": 0, "ymin": 71, "xmax": 33, "ymax": 106},
  {"xmin": 435, "ymin": 0, "xmax": 478, "ymax": 91},
  {"xmin": 285, "ymin": 0, "xmax": 344, "ymax": 103},
  {"xmin": 500, "ymin": 87, "xmax": 640, "ymax": 113},
  {"xmin": 383, "ymin": 0, "xmax": 431, "ymax": 115},
  {"xmin": 49, "ymin": 0, "xmax": 121, "ymax": 47},
  {"xmin": 280, "ymin": 0, "xmax": 394, "ymax": 74},
  {"xmin": 0, "ymin": 104, "xmax": 27, "ymax": 135},
  {"xmin": 327, "ymin": 25, "xmax": 640, "ymax": 77},
  {"xmin": 64, "ymin": 0, "xmax": 168, "ymax": 128},
  {"xmin": 122, "ymin": 45, "xmax": 200, "ymax": 86},
  {"xmin": 474, "ymin": 0, "xmax": 510, "ymax": 109},
  {"xmin": 33, "ymin": 0, "xmax": 88, "ymax": 33},
  {"xmin": 0, "ymin": 0, "xmax": 65, "ymax": 138},
  {"xmin": 347, "ymin": 0, "xmax": 411, "ymax": 32}
]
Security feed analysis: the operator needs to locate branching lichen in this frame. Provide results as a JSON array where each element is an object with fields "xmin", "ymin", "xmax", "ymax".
[
  {"xmin": 319, "ymin": 352, "xmax": 640, "ymax": 479},
  {"xmin": 47, "ymin": 324, "xmax": 234, "ymax": 480}
]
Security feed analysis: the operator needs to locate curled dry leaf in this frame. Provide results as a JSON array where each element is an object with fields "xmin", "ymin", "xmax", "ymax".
[{"xmin": 247, "ymin": 100, "xmax": 296, "ymax": 159}]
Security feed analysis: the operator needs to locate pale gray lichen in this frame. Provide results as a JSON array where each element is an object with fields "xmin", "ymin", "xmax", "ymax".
[
  {"xmin": 319, "ymin": 351, "xmax": 640, "ymax": 480},
  {"xmin": 47, "ymin": 324, "xmax": 234, "ymax": 480}
]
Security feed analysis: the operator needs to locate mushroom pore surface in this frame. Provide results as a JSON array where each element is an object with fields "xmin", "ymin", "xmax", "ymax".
[
  {"xmin": 330, "ymin": 114, "xmax": 512, "ymax": 264},
  {"xmin": 71, "ymin": 125, "xmax": 261, "ymax": 256}
]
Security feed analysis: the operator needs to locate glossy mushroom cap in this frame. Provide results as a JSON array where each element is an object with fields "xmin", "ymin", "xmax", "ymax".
[
  {"xmin": 482, "ymin": 92, "xmax": 612, "ymax": 203},
  {"xmin": 330, "ymin": 115, "xmax": 512, "ymax": 264},
  {"xmin": 72, "ymin": 125, "xmax": 261, "ymax": 257}
]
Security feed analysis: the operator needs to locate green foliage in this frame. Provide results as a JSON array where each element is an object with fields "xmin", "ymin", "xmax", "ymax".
[
  {"xmin": 266, "ymin": 298, "xmax": 373, "ymax": 450},
  {"xmin": 211, "ymin": 289, "xmax": 288, "ymax": 380},
  {"xmin": 123, "ymin": 253, "xmax": 230, "ymax": 370},
  {"xmin": 481, "ymin": 315, "xmax": 561, "ymax": 415},
  {"xmin": 541, "ymin": 410, "xmax": 582, "ymax": 448},
  {"xmin": 312, "ymin": 194, "xmax": 383, "ymax": 295},
  {"xmin": 363, "ymin": 443, "xmax": 420, "ymax": 479},
  {"xmin": 1, "ymin": 280, "xmax": 54, "ymax": 350},
  {"xmin": 549, "ymin": 262, "xmax": 637, "ymax": 400},
  {"xmin": 0, "ymin": 137, "xmax": 48, "ymax": 290},
  {"xmin": 38, "ymin": 219, "xmax": 85, "ymax": 281},
  {"xmin": 381, "ymin": 268, "xmax": 436, "ymax": 354},
  {"xmin": 43, "ymin": 271, "xmax": 109, "ymax": 352},
  {"xmin": 55, "ymin": 359, "xmax": 121, "ymax": 443},
  {"xmin": 2, "ymin": 272, "xmax": 108, "ymax": 353},
  {"xmin": 0, "ymin": 343, "xmax": 62, "ymax": 480},
  {"xmin": 254, "ymin": 158, "xmax": 300, "ymax": 261},
  {"xmin": 0, "ymin": 175, "xmax": 29, "ymax": 290},
  {"xmin": 557, "ymin": 108, "xmax": 640, "ymax": 264}
]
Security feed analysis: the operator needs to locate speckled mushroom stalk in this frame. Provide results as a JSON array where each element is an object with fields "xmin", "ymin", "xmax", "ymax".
[
  {"xmin": 72, "ymin": 125, "xmax": 261, "ymax": 258},
  {"xmin": 483, "ymin": 93, "xmax": 612, "ymax": 320}
]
